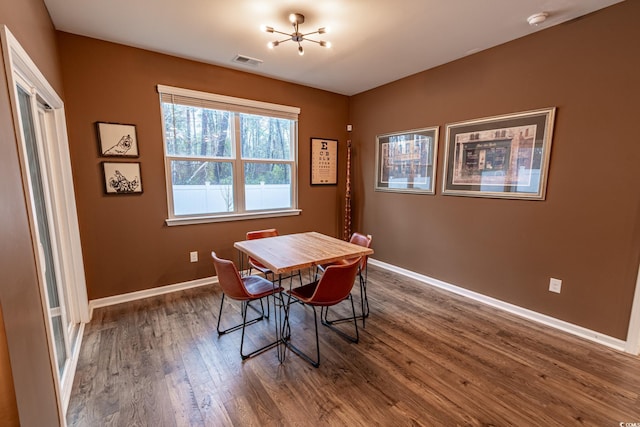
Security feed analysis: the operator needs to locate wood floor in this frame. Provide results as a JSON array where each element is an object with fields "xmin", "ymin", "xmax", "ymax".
[{"xmin": 67, "ymin": 266, "xmax": 640, "ymax": 426}]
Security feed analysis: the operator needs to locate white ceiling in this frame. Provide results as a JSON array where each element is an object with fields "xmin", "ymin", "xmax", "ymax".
[{"xmin": 44, "ymin": 0, "xmax": 622, "ymax": 96}]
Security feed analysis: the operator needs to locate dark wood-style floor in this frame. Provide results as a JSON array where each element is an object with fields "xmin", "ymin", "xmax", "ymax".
[{"xmin": 67, "ymin": 265, "xmax": 640, "ymax": 426}]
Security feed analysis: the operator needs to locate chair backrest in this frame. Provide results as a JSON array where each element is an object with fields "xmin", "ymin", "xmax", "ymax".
[
  {"xmin": 211, "ymin": 251, "xmax": 251, "ymax": 300},
  {"xmin": 350, "ymin": 232, "xmax": 372, "ymax": 270},
  {"xmin": 309, "ymin": 257, "xmax": 361, "ymax": 306},
  {"xmin": 246, "ymin": 228, "xmax": 279, "ymax": 240},
  {"xmin": 246, "ymin": 229, "xmax": 279, "ymax": 268}
]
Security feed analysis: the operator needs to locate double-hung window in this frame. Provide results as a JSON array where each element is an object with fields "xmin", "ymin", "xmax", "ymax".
[{"xmin": 158, "ymin": 85, "xmax": 300, "ymax": 225}]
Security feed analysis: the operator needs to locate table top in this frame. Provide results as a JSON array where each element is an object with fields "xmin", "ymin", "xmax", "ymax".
[{"xmin": 234, "ymin": 232, "xmax": 374, "ymax": 274}]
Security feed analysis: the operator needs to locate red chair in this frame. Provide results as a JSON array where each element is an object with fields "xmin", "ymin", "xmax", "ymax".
[
  {"xmin": 284, "ymin": 257, "xmax": 361, "ymax": 367},
  {"xmin": 319, "ymin": 232, "xmax": 372, "ymax": 327},
  {"xmin": 211, "ymin": 251, "xmax": 283, "ymax": 359},
  {"xmin": 246, "ymin": 228, "xmax": 303, "ymax": 284},
  {"xmin": 246, "ymin": 228, "xmax": 279, "ymax": 280}
]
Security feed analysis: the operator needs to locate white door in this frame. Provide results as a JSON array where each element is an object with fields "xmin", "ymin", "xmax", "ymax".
[
  {"xmin": 3, "ymin": 26, "xmax": 89, "ymax": 421},
  {"xmin": 15, "ymin": 83, "xmax": 75, "ymax": 388}
]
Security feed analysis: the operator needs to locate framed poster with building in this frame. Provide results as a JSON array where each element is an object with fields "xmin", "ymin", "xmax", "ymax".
[
  {"xmin": 375, "ymin": 126, "xmax": 439, "ymax": 194},
  {"xmin": 442, "ymin": 107, "xmax": 556, "ymax": 200},
  {"xmin": 311, "ymin": 138, "xmax": 338, "ymax": 185}
]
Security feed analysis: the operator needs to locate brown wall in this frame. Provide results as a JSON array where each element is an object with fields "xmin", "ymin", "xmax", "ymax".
[
  {"xmin": 350, "ymin": 1, "xmax": 640, "ymax": 340},
  {"xmin": 57, "ymin": 33, "xmax": 350, "ymax": 300},
  {"xmin": 0, "ymin": 305, "xmax": 19, "ymax": 426},
  {"xmin": 0, "ymin": 0, "xmax": 63, "ymax": 424}
]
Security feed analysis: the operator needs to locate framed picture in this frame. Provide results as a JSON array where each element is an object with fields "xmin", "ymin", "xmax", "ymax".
[
  {"xmin": 375, "ymin": 126, "xmax": 439, "ymax": 194},
  {"xmin": 311, "ymin": 138, "xmax": 338, "ymax": 185},
  {"xmin": 102, "ymin": 162, "xmax": 143, "ymax": 194},
  {"xmin": 442, "ymin": 107, "xmax": 556, "ymax": 200},
  {"xmin": 96, "ymin": 122, "xmax": 139, "ymax": 157}
]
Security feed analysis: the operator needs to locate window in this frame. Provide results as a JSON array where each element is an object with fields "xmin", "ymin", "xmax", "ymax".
[{"xmin": 158, "ymin": 85, "xmax": 300, "ymax": 225}]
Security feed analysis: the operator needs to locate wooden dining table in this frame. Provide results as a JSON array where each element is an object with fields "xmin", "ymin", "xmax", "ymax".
[
  {"xmin": 234, "ymin": 231, "xmax": 373, "ymax": 275},
  {"xmin": 233, "ymin": 231, "xmax": 374, "ymax": 362}
]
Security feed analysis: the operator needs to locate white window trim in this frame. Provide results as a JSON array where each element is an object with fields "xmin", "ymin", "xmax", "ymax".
[{"xmin": 157, "ymin": 85, "xmax": 301, "ymax": 225}]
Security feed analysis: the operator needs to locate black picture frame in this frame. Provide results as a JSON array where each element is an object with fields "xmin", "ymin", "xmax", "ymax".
[
  {"xmin": 96, "ymin": 122, "xmax": 139, "ymax": 157},
  {"xmin": 310, "ymin": 138, "xmax": 338, "ymax": 185},
  {"xmin": 102, "ymin": 162, "xmax": 143, "ymax": 194}
]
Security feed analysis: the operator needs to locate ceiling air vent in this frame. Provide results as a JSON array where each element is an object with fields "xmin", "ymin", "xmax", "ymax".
[{"xmin": 232, "ymin": 54, "xmax": 263, "ymax": 67}]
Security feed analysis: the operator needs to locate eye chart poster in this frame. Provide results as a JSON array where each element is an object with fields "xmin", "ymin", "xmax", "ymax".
[{"xmin": 311, "ymin": 138, "xmax": 338, "ymax": 185}]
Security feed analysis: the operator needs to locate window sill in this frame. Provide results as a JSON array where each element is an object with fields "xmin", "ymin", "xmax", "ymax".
[{"xmin": 165, "ymin": 209, "xmax": 302, "ymax": 227}]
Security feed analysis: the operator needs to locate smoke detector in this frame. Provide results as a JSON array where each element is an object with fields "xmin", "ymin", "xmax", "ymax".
[{"xmin": 527, "ymin": 12, "xmax": 549, "ymax": 26}]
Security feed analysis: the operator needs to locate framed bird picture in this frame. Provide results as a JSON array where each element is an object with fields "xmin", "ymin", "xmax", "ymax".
[
  {"xmin": 102, "ymin": 162, "xmax": 143, "ymax": 194},
  {"xmin": 96, "ymin": 122, "xmax": 139, "ymax": 157}
]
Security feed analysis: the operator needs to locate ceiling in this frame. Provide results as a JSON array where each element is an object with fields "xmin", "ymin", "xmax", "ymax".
[{"xmin": 43, "ymin": 0, "xmax": 623, "ymax": 96}]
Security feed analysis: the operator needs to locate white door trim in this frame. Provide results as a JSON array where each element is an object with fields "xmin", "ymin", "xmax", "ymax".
[
  {"xmin": 625, "ymin": 263, "xmax": 640, "ymax": 354},
  {"xmin": 1, "ymin": 25, "xmax": 89, "ymax": 422}
]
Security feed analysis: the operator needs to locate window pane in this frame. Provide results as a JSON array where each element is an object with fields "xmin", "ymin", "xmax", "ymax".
[
  {"xmin": 244, "ymin": 163, "xmax": 292, "ymax": 210},
  {"xmin": 171, "ymin": 160, "xmax": 234, "ymax": 215},
  {"xmin": 240, "ymin": 113, "xmax": 292, "ymax": 160},
  {"xmin": 163, "ymin": 102, "xmax": 232, "ymax": 158}
]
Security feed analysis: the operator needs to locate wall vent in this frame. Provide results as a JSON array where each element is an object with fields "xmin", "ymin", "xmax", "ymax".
[{"xmin": 232, "ymin": 54, "xmax": 263, "ymax": 67}]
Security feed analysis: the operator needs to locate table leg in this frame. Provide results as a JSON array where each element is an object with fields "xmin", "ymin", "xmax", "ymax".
[{"xmin": 275, "ymin": 273, "xmax": 287, "ymax": 363}]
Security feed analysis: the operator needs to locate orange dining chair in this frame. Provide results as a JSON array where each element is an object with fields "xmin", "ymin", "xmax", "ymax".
[
  {"xmin": 318, "ymin": 232, "xmax": 372, "ymax": 327},
  {"xmin": 246, "ymin": 228, "xmax": 279, "ymax": 280},
  {"xmin": 246, "ymin": 228, "xmax": 303, "ymax": 285},
  {"xmin": 211, "ymin": 251, "xmax": 283, "ymax": 360},
  {"xmin": 284, "ymin": 257, "xmax": 361, "ymax": 367}
]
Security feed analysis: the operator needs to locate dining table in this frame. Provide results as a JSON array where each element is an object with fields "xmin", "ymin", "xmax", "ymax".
[{"xmin": 233, "ymin": 231, "xmax": 374, "ymax": 362}]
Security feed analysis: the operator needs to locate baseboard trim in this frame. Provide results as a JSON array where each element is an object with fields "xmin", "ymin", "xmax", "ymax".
[
  {"xmin": 369, "ymin": 258, "xmax": 627, "ymax": 353},
  {"xmin": 88, "ymin": 276, "xmax": 218, "ymax": 317},
  {"xmin": 86, "ymin": 261, "xmax": 628, "ymax": 353}
]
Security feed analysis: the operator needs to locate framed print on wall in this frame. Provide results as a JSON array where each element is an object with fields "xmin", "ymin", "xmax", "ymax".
[
  {"xmin": 96, "ymin": 122, "xmax": 139, "ymax": 157},
  {"xmin": 311, "ymin": 138, "xmax": 338, "ymax": 185},
  {"xmin": 375, "ymin": 126, "xmax": 439, "ymax": 194},
  {"xmin": 442, "ymin": 107, "xmax": 556, "ymax": 200},
  {"xmin": 102, "ymin": 162, "xmax": 143, "ymax": 194}
]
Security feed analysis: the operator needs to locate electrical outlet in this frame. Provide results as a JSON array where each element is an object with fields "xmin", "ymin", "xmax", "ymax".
[
  {"xmin": 549, "ymin": 278, "xmax": 562, "ymax": 293},
  {"xmin": 190, "ymin": 251, "xmax": 198, "ymax": 263}
]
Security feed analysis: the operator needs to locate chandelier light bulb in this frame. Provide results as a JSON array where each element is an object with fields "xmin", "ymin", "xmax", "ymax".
[{"xmin": 261, "ymin": 25, "xmax": 274, "ymax": 33}]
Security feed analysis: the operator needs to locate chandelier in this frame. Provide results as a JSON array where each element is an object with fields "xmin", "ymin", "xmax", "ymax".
[{"xmin": 261, "ymin": 13, "xmax": 331, "ymax": 56}]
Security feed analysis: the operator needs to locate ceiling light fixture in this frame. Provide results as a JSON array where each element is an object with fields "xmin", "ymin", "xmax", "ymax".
[
  {"xmin": 527, "ymin": 12, "xmax": 549, "ymax": 26},
  {"xmin": 261, "ymin": 13, "xmax": 331, "ymax": 56}
]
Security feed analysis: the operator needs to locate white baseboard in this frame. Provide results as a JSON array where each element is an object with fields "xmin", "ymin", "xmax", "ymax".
[
  {"xmin": 369, "ymin": 258, "xmax": 628, "ymax": 353},
  {"xmin": 88, "ymin": 276, "xmax": 218, "ymax": 318},
  {"xmin": 86, "ymin": 261, "xmax": 629, "ymax": 353}
]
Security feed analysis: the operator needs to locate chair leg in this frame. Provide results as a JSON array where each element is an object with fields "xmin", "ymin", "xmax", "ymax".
[
  {"xmin": 216, "ymin": 294, "xmax": 265, "ymax": 335},
  {"xmin": 321, "ymin": 294, "xmax": 359, "ymax": 344},
  {"xmin": 323, "ymin": 270, "xmax": 369, "ymax": 328},
  {"xmin": 240, "ymin": 296, "xmax": 280, "ymax": 360},
  {"xmin": 285, "ymin": 304, "xmax": 321, "ymax": 368}
]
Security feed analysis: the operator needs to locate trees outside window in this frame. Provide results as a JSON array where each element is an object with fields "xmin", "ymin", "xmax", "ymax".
[{"xmin": 159, "ymin": 86, "xmax": 298, "ymax": 220}]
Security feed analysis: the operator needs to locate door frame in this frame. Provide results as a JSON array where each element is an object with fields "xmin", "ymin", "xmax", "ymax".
[
  {"xmin": 626, "ymin": 263, "xmax": 640, "ymax": 354},
  {"xmin": 1, "ymin": 25, "xmax": 89, "ymax": 420}
]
